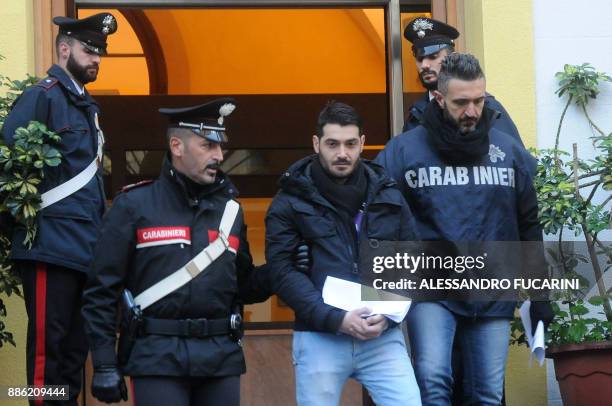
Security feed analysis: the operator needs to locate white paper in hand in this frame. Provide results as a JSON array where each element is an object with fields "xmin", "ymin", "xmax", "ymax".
[
  {"xmin": 321, "ymin": 276, "xmax": 411, "ymax": 323},
  {"xmin": 519, "ymin": 300, "xmax": 546, "ymax": 366}
]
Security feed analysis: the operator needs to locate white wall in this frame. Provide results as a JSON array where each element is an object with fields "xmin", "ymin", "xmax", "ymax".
[
  {"xmin": 533, "ymin": 2, "xmax": 612, "ymax": 404},
  {"xmin": 534, "ymin": 0, "xmax": 612, "ymax": 154}
]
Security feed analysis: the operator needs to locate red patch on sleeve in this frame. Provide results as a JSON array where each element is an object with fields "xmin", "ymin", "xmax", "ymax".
[{"xmin": 208, "ymin": 230, "xmax": 240, "ymax": 251}]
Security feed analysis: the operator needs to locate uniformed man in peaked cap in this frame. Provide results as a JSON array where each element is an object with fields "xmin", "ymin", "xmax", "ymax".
[
  {"xmin": 1, "ymin": 12, "xmax": 117, "ymax": 405},
  {"xmin": 82, "ymin": 99, "xmax": 278, "ymax": 405},
  {"xmin": 401, "ymin": 16, "xmax": 522, "ymax": 145},
  {"xmin": 53, "ymin": 12, "xmax": 118, "ymax": 56}
]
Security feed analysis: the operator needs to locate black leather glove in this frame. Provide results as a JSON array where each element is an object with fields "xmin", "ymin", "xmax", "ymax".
[
  {"xmin": 530, "ymin": 301, "xmax": 554, "ymax": 333},
  {"xmin": 91, "ymin": 365, "xmax": 128, "ymax": 403},
  {"xmin": 293, "ymin": 242, "xmax": 311, "ymax": 274}
]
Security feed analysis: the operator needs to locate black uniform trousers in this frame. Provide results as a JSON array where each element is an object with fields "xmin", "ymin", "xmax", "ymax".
[
  {"xmin": 132, "ymin": 375, "xmax": 240, "ymax": 406},
  {"xmin": 19, "ymin": 261, "xmax": 88, "ymax": 406}
]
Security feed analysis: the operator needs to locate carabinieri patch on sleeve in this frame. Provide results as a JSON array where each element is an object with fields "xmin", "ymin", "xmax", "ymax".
[{"xmin": 136, "ymin": 226, "xmax": 191, "ymax": 248}]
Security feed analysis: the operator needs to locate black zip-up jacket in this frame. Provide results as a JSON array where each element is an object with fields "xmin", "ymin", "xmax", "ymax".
[
  {"xmin": 82, "ymin": 157, "xmax": 271, "ymax": 377},
  {"xmin": 265, "ymin": 155, "xmax": 419, "ymax": 333}
]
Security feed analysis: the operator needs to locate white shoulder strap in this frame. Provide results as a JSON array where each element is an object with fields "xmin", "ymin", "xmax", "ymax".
[
  {"xmin": 40, "ymin": 112, "xmax": 105, "ymax": 209},
  {"xmin": 218, "ymin": 198, "xmax": 240, "ymax": 246},
  {"xmin": 134, "ymin": 199, "xmax": 241, "ymax": 310}
]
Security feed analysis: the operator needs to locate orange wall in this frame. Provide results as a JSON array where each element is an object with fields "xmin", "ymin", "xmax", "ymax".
[
  {"xmin": 85, "ymin": 9, "xmax": 431, "ymax": 95},
  {"xmin": 88, "ymin": 8, "xmax": 387, "ymax": 95},
  {"xmin": 147, "ymin": 9, "xmax": 386, "ymax": 94},
  {"xmin": 85, "ymin": 8, "xmax": 427, "ymax": 96}
]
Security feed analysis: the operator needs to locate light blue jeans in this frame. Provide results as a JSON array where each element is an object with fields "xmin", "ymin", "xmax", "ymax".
[
  {"xmin": 407, "ymin": 302, "xmax": 511, "ymax": 406},
  {"xmin": 292, "ymin": 326, "xmax": 421, "ymax": 406}
]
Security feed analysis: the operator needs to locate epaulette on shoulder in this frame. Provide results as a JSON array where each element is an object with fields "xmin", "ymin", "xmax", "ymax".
[
  {"xmin": 34, "ymin": 77, "xmax": 59, "ymax": 91},
  {"xmin": 119, "ymin": 180, "xmax": 154, "ymax": 194}
]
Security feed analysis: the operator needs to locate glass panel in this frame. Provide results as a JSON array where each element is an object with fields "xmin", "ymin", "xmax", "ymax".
[
  {"xmin": 102, "ymin": 152, "xmax": 112, "ymax": 199},
  {"xmin": 123, "ymin": 148, "xmax": 380, "ymax": 201},
  {"xmin": 223, "ymin": 149, "xmax": 311, "ymax": 175},
  {"xmin": 125, "ymin": 148, "xmax": 380, "ymax": 177},
  {"xmin": 142, "ymin": 8, "xmax": 386, "ymax": 95},
  {"xmin": 82, "ymin": 8, "xmax": 386, "ymax": 96},
  {"xmin": 102, "ymin": 152, "xmax": 112, "ymax": 176},
  {"xmin": 90, "ymin": 57, "xmax": 149, "ymax": 95},
  {"xmin": 86, "ymin": 6, "xmax": 389, "ymax": 325},
  {"xmin": 125, "ymin": 150, "xmax": 164, "ymax": 176}
]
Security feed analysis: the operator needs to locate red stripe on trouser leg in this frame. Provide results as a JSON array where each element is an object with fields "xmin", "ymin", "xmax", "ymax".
[{"xmin": 34, "ymin": 262, "xmax": 47, "ymax": 406}]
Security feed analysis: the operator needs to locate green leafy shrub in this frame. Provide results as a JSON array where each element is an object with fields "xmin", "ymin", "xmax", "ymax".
[
  {"xmin": 0, "ymin": 54, "xmax": 62, "ymax": 347},
  {"xmin": 511, "ymin": 63, "xmax": 612, "ymax": 347}
]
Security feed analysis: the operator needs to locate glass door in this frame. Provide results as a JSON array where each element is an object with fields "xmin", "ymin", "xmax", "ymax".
[{"xmin": 73, "ymin": 2, "xmax": 430, "ymax": 404}]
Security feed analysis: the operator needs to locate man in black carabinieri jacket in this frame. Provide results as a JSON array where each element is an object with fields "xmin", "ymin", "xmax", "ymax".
[{"xmin": 82, "ymin": 99, "xmax": 272, "ymax": 406}]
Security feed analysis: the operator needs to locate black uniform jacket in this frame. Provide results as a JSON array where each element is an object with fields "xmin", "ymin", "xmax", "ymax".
[
  {"xmin": 265, "ymin": 156, "xmax": 419, "ymax": 333},
  {"xmin": 1, "ymin": 64, "xmax": 106, "ymax": 272},
  {"xmin": 82, "ymin": 157, "xmax": 271, "ymax": 377}
]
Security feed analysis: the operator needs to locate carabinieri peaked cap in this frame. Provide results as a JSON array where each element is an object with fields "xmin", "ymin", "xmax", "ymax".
[
  {"xmin": 53, "ymin": 13, "xmax": 118, "ymax": 56},
  {"xmin": 159, "ymin": 98, "xmax": 237, "ymax": 143},
  {"xmin": 404, "ymin": 17, "xmax": 459, "ymax": 58}
]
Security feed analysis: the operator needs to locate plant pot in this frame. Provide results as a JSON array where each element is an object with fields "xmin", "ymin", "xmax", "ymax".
[{"xmin": 546, "ymin": 341, "xmax": 612, "ymax": 406}]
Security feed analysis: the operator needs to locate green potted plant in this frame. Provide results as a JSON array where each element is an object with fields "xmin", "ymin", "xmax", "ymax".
[
  {"xmin": 512, "ymin": 63, "xmax": 612, "ymax": 405},
  {"xmin": 0, "ymin": 54, "xmax": 62, "ymax": 348}
]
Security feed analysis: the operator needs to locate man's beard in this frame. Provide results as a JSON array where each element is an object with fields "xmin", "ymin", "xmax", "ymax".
[
  {"xmin": 442, "ymin": 106, "xmax": 479, "ymax": 134},
  {"xmin": 320, "ymin": 157, "xmax": 356, "ymax": 183},
  {"xmin": 330, "ymin": 158, "xmax": 354, "ymax": 179},
  {"xmin": 67, "ymin": 53, "xmax": 98, "ymax": 85},
  {"xmin": 418, "ymin": 70, "xmax": 438, "ymax": 91}
]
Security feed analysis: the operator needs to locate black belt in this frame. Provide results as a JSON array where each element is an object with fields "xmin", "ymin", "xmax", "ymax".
[{"xmin": 141, "ymin": 317, "xmax": 231, "ymax": 338}]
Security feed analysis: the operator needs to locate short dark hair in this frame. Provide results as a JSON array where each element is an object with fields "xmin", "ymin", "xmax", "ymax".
[
  {"xmin": 437, "ymin": 53, "xmax": 485, "ymax": 94},
  {"xmin": 55, "ymin": 33, "xmax": 74, "ymax": 58},
  {"xmin": 166, "ymin": 127, "xmax": 194, "ymax": 143},
  {"xmin": 316, "ymin": 101, "xmax": 362, "ymax": 138}
]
